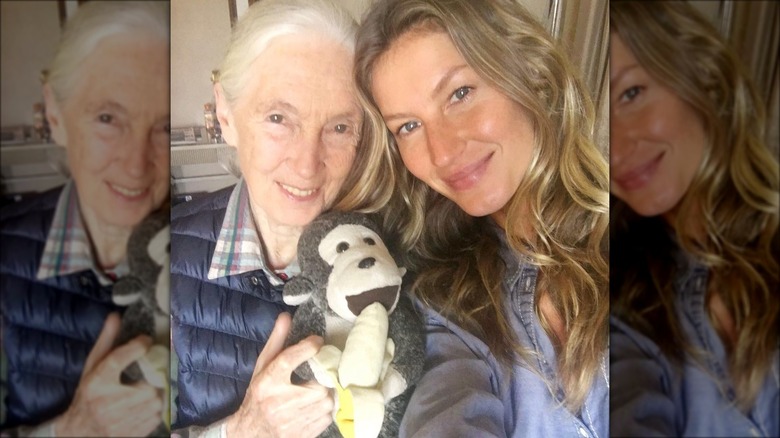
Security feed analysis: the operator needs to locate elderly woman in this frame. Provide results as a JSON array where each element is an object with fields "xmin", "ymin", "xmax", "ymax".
[
  {"xmin": 169, "ymin": 1, "xmax": 362, "ymax": 437},
  {"xmin": 609, "ymin": 2, "xmax": 778, "ymax": 437},
  {"xmin": 0, "ymin": 2, "xmax": 169, "ymax": 437},
  {"xmin": 337, "ymin": 0, "xmax": 609, "ymax": 436}
]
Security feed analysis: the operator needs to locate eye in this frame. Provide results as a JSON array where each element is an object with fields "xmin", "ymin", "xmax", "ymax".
[
  {"xmin": 98, "ymin": 114, "xmax": 113, "ymax": 124},
  {"xmin": 363, "ymin": 237, "xmax": 375, "ymax": 245},
  {"xmin": 269, "ymin": 114, "xmax": 284, "ymax": 124},
  {"xmin": 449, "ymin": 86, "xmax": 472, "ymax": 104},
  {"xmin": 336, "ymin": 242, "xmax": 350, "ymax": 253},
  {"xmin": 620, "ymin": 86, "xmax": 643, "ymax": 103},
  {"xmin": 397, "ymin": 120, "xmax": 421, "ymax": 135},
  {"xmin": 334, "ymin": 124, "xmax": 349, "ymax": 134}
]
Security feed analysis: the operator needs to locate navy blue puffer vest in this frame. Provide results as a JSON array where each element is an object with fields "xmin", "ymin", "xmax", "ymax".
[
  {"xmin": 0, "ymin": 186, "xmax": 119, "ymax": 428},
  {"xmin": 171, "ymin": 186, "xmax": 295, "ymax": 428}
]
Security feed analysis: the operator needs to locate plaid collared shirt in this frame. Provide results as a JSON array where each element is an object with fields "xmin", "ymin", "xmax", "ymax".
[
  {"xmin": 36, "ymin": 181, "xmax": 128, "ymax": 286},
  {"xmin": 207, "ymin": 179, "xmax": 299, "ymax": 285}
]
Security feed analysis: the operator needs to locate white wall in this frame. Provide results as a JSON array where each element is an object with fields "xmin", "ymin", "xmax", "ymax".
[
  {"xmin": 0, "ymin": 1, "xmax": 60, "ymax": 127},
  {"xmin": 170, "ymin": 0, "xmax": 231, "ymax": 128},
  {"xmin": 171, "ymin": 0, "xmax": 372, "ymax": 128}
]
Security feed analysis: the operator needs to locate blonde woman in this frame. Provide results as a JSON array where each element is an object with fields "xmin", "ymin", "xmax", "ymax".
[
  {"xmin": 609, "ymin": 2, "xmax": 779, "ymax": 436},
  {"xmin": 337, "ymin": 0, "xmax": 609, "ymax": 435}
]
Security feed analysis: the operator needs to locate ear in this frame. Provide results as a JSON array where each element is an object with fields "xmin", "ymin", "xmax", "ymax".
[
  {"xmin": 283, "ymin": 276, "xmax": 315, "ymax": 306},
  {"xmin": 42, "ymin": 84, "xmax": 67, "ymax": 147},
  {"xmin": 213, "ymin": 82, "xmax": 238, "ymax": 147}
]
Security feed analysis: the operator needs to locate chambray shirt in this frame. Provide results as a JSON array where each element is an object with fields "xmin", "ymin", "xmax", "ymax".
[
  {"xmin": 400, "ymin": 229, "xmax": 609, "ymax": 438},
  {"xmin": 610, "ymin": 255, "xmax": 780, "ymax": 437}
]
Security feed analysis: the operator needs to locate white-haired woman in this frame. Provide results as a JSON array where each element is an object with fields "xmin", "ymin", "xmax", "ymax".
[
  {"xmin": 169, "ymin": 1, "xmax": 364, "ymax": 437},
  {"xmin": 0, "ymin": 1, "xmax": 169, "ymax": 436}
]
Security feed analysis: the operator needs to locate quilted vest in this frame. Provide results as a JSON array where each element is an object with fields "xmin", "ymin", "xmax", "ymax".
[
  {"xmin": 170, "ymin": 186, "xmax": 295, "ymax": 428},
  {"xmin": 0, "ymin": 187, "xmax": 119, "ymax": 428}
]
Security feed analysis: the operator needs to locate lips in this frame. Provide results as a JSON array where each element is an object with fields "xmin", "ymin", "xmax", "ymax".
[
  {"xmin": 614, "ymin": 152, "xmax": 664, "ymax": 192},
  {"xmin": 443, "ymin": 152, "xmax": 493, "ymax": 191},
  {"xmin": 278, "ymin": 182, "xmax": 319, "ymax": 200},
  {"xmin": 108, "ymin": 182, "xmax": 148, "ymax": 200}
]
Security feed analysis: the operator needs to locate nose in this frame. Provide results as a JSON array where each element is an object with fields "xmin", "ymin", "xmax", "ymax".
[
  {"xmin": 358, "ymin": 257, "xmax": 376, "ymax": 269},
  {"xmin": 426, "ymin": 119, "xmax": 464, "ymax": 168},
  {"xmin": 123, "ymin": 132, "xmax": 153, "ymax": 178},
  {"xmin": 288, "ymin": 130, "xmax": 322, "ymax": 179}
]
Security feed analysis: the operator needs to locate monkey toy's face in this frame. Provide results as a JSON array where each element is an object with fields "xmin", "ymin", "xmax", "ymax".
[{"xmin": 318, "ymin": 224, "xmax": 406, "ymax": 322}]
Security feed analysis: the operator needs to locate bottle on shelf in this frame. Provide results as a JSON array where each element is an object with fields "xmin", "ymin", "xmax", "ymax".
[{"xmin": 32, "ymin": 102, "xmax": 50, "ymax": 143}]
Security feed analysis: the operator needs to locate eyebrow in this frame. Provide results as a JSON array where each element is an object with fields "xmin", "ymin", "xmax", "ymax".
[
  {"xmin": 85, "ymin": 100, "xmax": 129, "ymax": 116},
  {"xmin": 610, "ymin": 63, "xmax": 639, "ymax": 88},
  {"xmin": 383, "ymin": 64, "xmax": 469, "ymax": 123},
  {"xmin": 255, "ymin": 99, "xmax": 300, "ymax": 117}
]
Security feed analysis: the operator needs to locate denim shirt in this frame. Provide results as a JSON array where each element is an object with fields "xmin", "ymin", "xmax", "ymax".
[
  {"xmin": 400, "ymin": 232, "xmax": 609, "ymax": 437},
  {"xmin": 610, "ymin": 255, "xmax": 780, "ymax": 437}
]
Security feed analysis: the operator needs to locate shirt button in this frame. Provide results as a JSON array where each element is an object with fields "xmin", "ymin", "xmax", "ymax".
[{"xmin": 578, "ymin": 427, "xmax": 589, "ymax": 437}]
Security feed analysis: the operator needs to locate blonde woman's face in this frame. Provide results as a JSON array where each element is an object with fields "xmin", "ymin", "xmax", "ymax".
[
  {"xmin": 218, "ymin": 33, "xmax": 361, "ymax": 229},
  {"xmin": 371, "ymin": 31, "xmax": 535, "ymax": 223},
  {"xmin": 609, "ymin": 33, "xmax": 706, "ymax": 218},
  {"xmin": 51, "ymin": 35, "xmax": 170, "ymax": 230}
]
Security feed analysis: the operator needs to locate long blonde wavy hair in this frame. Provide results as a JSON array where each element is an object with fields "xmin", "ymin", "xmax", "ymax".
[
  {"xmin": 335, "ymin": 0, "xmax": 609, "ymax": 411},
  {"xmin": 610, "ymin": 1, "xmax": 779, "ymax": 411}
]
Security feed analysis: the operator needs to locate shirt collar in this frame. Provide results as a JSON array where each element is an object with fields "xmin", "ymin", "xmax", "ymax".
[
  {"xmin": 207, "ymin": 179, "xmax": 299, "ymax": 285},
  {"xmin": 36, "ymin": 180, "xmax": 128, "ymax": 286}
]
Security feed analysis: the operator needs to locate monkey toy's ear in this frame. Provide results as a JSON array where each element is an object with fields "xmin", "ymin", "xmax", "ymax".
[{"xmin": 283, "ymin": 276, "xmax": 315, "ymax": 306}]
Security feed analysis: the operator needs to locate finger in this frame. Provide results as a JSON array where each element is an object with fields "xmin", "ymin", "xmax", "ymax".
[
  {"xmin": 263, "ymin": 381, "xmax": 331, "ymax": 413},
  {"xmin": 94, "ymin": 335, "xmax": 153, "ymax": 380},
  {"xmin": 82, "ymin": 312, "xmax": 121, "ymax": 376},
  {"xmin": 258, "ymin": 389, "xmax": 332, "ymax": 436},
  {"xmin": 253, "ymin": 312, "xmax": 292, "ymax": 377},
  {"xmin": 119, "ymin": 391, "xmax": 162, "ymax": 423},
  {"xmin": 96, "ymin": 383, "xmax": 159, "ymax": 413},
  {"xmin": 297, "ymin": 411, "xmax": 333, "ymax": 438},
  {"xmin": 108, "ymin": 404, "xmax": 161, "ymax": 438},
  {"xmin": 263, "ymin": 335, "xmax": 324, "ymax": 383}
]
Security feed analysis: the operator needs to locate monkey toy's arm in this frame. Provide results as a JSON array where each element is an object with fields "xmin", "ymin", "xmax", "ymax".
[
  {"xmin": 283, "ymin": 300, "xmax": 326, "ymax": 382},
  {"xmin": 384, "ymin": 295, "xmax": 425, "ymax": 399}
]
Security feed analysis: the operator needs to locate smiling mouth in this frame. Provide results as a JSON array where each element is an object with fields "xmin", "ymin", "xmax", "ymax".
[
  {"xmin": 279, "ymin": 182, "xmax": 319, "ymax": 198},
  {"xmin": 614, "ymin": 152, "xmax": 664, "ymax": 191},
  {"xmin": 443, "ymin": 152, "xmax": 493, "ymax": 191},
  {"xmin": 108, "ymin": 183, "xmax": 147, "ymax": 198}
]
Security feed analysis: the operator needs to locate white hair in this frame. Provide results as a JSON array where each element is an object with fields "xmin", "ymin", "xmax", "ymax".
[
  {"xmin": 218, "ymin": 0, "xmax": 358, "ymax": 104},
  {"xmin": 46, "ymin": 1, "xmax": 169, "ymax": 103}
]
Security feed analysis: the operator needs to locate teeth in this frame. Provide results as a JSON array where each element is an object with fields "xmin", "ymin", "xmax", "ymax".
[
  {"xmin": 111, "ymin": 184, "xmax": 144, "ymax": 197},
  {"xmin": 280, "ymin": 183, "xmax": 317, "ymax": 197}
]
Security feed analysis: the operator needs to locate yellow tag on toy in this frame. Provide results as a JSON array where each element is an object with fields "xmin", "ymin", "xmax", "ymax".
[{"xmin": 335, "ymin": 383, "xmax": 355, "ymax": 438}]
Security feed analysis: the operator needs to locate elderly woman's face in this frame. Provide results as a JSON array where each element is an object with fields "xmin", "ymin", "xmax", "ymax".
[
  {"xmin": 609, "ymin": 33, "xmax": 706, "ymax": 218},
  {"xmin": 51, "ymin": 34, "xmax": 170, "ymax": 229},
  {"xmin": 221, "ymin": 33, "xmax": 361, "ymax": 229},
  {"xmin": 370, "ymin": 31, "xmax": 535, "ymax": 223}
]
